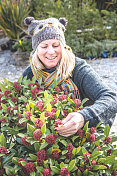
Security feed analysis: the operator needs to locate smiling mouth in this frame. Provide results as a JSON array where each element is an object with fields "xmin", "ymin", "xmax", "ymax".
[{"xmin": 46, "ymin": 56, "xmax": 57, "ymax": 60}]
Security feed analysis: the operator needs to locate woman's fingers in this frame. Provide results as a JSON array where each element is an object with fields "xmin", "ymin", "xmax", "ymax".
[{"xmin": 56, "ymin": 112, "xmax": 84, "ymax": 137}]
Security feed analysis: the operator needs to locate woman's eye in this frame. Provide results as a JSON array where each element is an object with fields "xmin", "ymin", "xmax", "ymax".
[
  {"xmin": 41, "ymin": 46, "xmax": 47, "ymax": 49},
  {"xmin": 53, "ymin": 45, "xmax": 59, "ymax": 47}
]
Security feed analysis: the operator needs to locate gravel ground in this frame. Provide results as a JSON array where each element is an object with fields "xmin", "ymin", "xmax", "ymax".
[{"xmin": 0, "ymin": 50, "xmax": 117, "ymax": 136}]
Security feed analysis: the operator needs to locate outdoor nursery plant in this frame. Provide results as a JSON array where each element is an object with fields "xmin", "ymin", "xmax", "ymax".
[{"xmin": 0, "ymin": 76, "xmax": 117, "ymax": 176}]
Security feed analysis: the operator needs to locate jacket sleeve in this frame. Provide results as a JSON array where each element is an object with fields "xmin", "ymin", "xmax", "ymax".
[
  {"xmin": 72, "ymin": 57, "xmax": 117, "ymax": 127},
  {"xmin": 23, "ymin": 66, "xmax": 34, "ymax": 80}
]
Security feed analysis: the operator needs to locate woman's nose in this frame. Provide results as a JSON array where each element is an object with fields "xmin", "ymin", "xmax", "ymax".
[{"xmin": 47, "ymin": 46, "xmax": 55, "ymax": 54}]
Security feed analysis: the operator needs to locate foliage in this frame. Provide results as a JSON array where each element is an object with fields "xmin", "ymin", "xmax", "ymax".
[
  {"xmin": 0, "ymin": 0, "xmax": 31, "ymax": 40},
  {"xmin": 12, "ymin": 36, "xmax": 32, "ymax": 53},
  {"xmin": 66, "ymin": 33, "xmax": 117, "ymax": 59},
  {"xmin": 31, "ymin": 0, "xmax": 117, "ymax": 59},
  {"xmin": 0, "ymin": 76, "xmax": 117, "ymax": 175}
]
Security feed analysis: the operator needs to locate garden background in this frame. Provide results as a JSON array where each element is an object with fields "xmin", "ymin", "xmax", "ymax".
[{"xmin": 0, "ymin": 0, "xmax": 116, "ymax": 133}]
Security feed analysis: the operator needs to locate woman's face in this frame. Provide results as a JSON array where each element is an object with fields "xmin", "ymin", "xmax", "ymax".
[{"xmin": 37, "ymin": 39, "xmax": 62, "ymax": 69}]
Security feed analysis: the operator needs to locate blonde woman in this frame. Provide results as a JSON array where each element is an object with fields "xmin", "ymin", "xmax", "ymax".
[{"xmin": 23, "ymin": 17, "xmax": 117, "ymax": 137}]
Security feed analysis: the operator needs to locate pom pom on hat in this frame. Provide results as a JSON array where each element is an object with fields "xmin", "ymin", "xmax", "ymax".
[
  {"xmin": 24, "ymin": 17, "xmax": 35, "ymax": 25},
  {"xmin": 59, "ymin": 17, "xmax": 68, "ymax": 27}
]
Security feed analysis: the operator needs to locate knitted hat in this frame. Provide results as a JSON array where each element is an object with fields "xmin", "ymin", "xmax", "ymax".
[{"xmin": 24, "ymin": 17, "xmax": 67, "ymax": 50}]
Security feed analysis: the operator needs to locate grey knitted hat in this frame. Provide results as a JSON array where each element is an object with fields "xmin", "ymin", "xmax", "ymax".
[{"xmin": 24, "ymin": 17, "xmax": 67, "ymax": 50}]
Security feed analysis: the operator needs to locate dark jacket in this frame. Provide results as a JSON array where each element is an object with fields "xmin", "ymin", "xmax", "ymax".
[{"xmin": 23, "ymin": 57, "xmax": 117, "ymax": 127}]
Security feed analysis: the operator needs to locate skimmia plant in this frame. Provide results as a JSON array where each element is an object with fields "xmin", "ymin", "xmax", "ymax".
[{"xmin": 0, "ymin": 76, "xmax": 117, "ymax": 176}]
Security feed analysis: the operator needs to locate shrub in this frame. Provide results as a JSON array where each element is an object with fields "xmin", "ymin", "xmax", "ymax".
[
  {"xmin": 0, "ymin": 0, "xmax": 31, "ymax": 40},
  {"xmin": 0, "ymin": 76, "xmax": 117, "ymax": 175}
]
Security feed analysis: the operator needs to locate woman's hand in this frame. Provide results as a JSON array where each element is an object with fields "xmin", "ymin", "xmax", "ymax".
[{"xmin": 55, "ymin": 112, "xmax": 84, "ymax": 137}]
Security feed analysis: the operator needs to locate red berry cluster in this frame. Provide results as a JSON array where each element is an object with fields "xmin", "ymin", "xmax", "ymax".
[
  {"xmin": 35, "ymin": 118, "xmax": 43, "ymax": 128},
  {"xmin": 77, "ymin": 129, "xmax": 84, "ymax": 138},
  {"xmin": 4, "ymin": 89, "xmax": 12, "ymax": 98},
  {"xmin": 74, "ymin": 99, "xmax": 81, "ymax": 108},
  {"xmin": 13, "ymin": 82, "xmax": 21, "ymax": 92},
  {"xmin": 51, "ymin": 150, "xmax": 61, "ymax": 160},
  {"xmin": 25, "ymin": 111, "xmax": 31, "ymax": 119},
  {"xmin": 60, "ymin": 168, "xmax": 70, "ymax": 176},
  {"xmin": 83, "ymin": 152, "xmax": 91, "ymax": 163},
  {"xmin": 45, "ymin": 134, "xmax": 58, "ymax": 145},
  {"xmin": 0, "ymin": 146, "xmax": 7, "ymax": 154},
  {"xmin": 65, "ymin": 143, "xmax": 73, "ymax": 160},
  {"xmin": 21, "ymin": 136, "xmax": 30, "ymax": 146},
  {"xmin": 42, "ymin": 168, "xmax": 52, "ymax": 176},
  {"xmin": 36, "ymin": 100, "xmax": 44, "ymax": 111},
  {"xmin": 37, "ymin": 149, "xmax": 48, "ymax": 166},
  {"xmin": 33, "ymin": 129, "xmax": 42, "ymax": 140}
]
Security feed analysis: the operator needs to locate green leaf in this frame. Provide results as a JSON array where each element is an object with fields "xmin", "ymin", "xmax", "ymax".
[
  {"xmin": 91, "ymin": 151, "xmax": 101, "ymax": 160},
  {"xmin": 93, "ymin": 165, "xmax": 107, "ymax": 170},
  {"xmin": 67, "ymin": 159, "xmax": 76, "ymax": 172},
  {"xmin": 3, "ymin": 153, "xmax": 15, "ymax": 165},
  {"xmin": 29, "ymin": 154, "xmax": 37, "ymax": 161},
  {"xmin": 18, "ymin": 76, "xmax": 23, "ymax": 83},
  {"xmin": 3, "ymin": 78, "xmax": 13, "ymax": 87},
  {"xmin": 40, "ymin": 113, "xmax": 45, "ymax": 122},
  {"xmin": 68, "ymin": 97, "xmax": 74, "ymax": 104},
  {"xmin": 30, "ymin": 116, "xmax": 36, "ymax": 124},
  {"xmin": 20, "ymin": 161, "xmax": 27, "ymax": 166},
  {"xmin": 34, "ymin": 142, "xmax": 40, "ymax": 152},
  {"xmin": 62, "ymin": 150, "xmax": 68, "ymax": 155},
  {"xmin": 44, "ymin": 90, "xmax": 48, "ymax": 99},
  {"xmin": 20, "ymin": 96, "xmax": 27, "ymax": 102},
  {"xmin": 27, "ymin": 123, "xmax": 35, "ymax": 137},
  {"xmin": 72, "ymin": 146, "xmax": 81, "ymax": 155},
  {"xmin": 19, "ymin": 118, "xmax": 28, "ymax": 124},
  {"xmin": 30, "ymin": 172, "xmax": 36, "ymax": 176},
  {"xmin": 51, "ymin": 166, "xmax": 60, "ymax": 174},
  {"xmin": 0, "ymin": 133, "xmax": 6, "ymax": 147},
  {"xmin": 26, "ymin": 103, "xmax": 30, "ymax": 111},
  {"xmin": 72, "ymin": 135, "xmax": 78, "ymax": 142},
  {"xmin": 1, "ymin": 103, "xmax": 7, "ymax": 111},
  {"xmin": 60, "ymin": 162, "xmax": 65, "ymax": 168},
  {"xmin": 36, "ymin": 166, "xmax": 43, "ymax": 172},
  {"xmin": 17, "ymin": 133, "xmax": 25, "ymax": 138},
  {"xmin": 81, "ymin": 98, "xmax": 89, "ymax": 106},
  {"xmin": 8, "ymin": 100, "xmax": 15, "ymax": 107},
  {"xmin": 98, "ymin": 158, "xmax": 106, "ymax": 164},
  {"xmin": 112, "ymin": 162, "xmax": 117, "ymax": 170},
  {"xmin": 41, "ymin": 124, "xmax": 46, "ymax": 134},
  {"xmin": 96, "ymin": 122, "xmax": 103, "ymax": 129},
  {"xmin": 38, "ymin": 77, "xmax": 42, "ymax": 86},
  {"xmin": 46, "ymin": 103, "xmax": 52, "ymax": 112},
  {"xmin": 55, "ymin": 110, "xmax": 60, "ymax": 118},
  {"xmin": 103, "ymin": 155, "xmax": 116, "ymax": 165},
  {"xmin": 40, "ymin": 142, "xmax": 48, "ymax": 150},
  {"xmin": 29, "ymin": 100, "xmax": 36, "ymax": 109},
  {"xmin": 95, "ymin": 135, "xmax": 105, "ymax": 141},
  {"xmin": 83, "ymin": 169, "xmax": 88, "ymax": 176},
  {"xmin": 111, "ymin": 136, "xmax": 117, "ymax": 143},
  {"xmin": 83, "ymin": 121, "xmax": 89, "ymax": 132},
  {"xmin": 82, "ymin": 146, "xmax": 87, "ymax": 154},
  {"xmin": 12, "ymin": 157, "xmax": 19, "ymax": 164},
  {"xmin": 0, "ymin": 83, "xmax": 6, "ymax": 92},
  {"xmin": 59, "ymin": 140, "xmax": 67, "ymax": 146},
  {"xmin": 104, "ymin": 124, "xmax": 110, "ymax": 137}
]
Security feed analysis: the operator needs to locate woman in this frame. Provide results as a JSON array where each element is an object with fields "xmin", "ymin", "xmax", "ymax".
[{"xmin": 23, "ymin": 16, "xmax": 117, "ymax": 137}]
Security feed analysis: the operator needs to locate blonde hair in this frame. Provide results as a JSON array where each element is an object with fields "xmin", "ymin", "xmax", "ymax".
[{"xmin": 31, "ymin": 42, "xmax": 75, "ymax": 79}]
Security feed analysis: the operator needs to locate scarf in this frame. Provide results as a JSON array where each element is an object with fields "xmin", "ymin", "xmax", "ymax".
[{"xmin": 30, "ymin": 54, "xmax": 80, "ymax": 99}]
